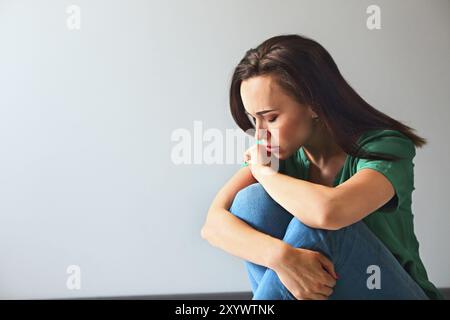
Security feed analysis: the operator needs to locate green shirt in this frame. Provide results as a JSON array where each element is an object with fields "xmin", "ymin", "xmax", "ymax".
[{"xmin": 279, "ymin": 129, "xmax": 444, "ymax": 300}]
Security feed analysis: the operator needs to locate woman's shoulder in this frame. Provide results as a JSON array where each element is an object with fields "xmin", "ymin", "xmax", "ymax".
[{"xmin": 356, "ymin": 129, "xmax": 416, "ymax": 158}]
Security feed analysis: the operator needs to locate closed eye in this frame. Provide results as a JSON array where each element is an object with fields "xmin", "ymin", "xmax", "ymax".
[{"xmin": 268, "ymin": 116, "xmax": 278, "ymax": 123}]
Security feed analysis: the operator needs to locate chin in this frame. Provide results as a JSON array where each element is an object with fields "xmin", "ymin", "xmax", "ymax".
[
  {"xmin": 271, "ymin": 151, "xmax": 285, "ymax": 160},
  {"xmin": 277, "ymin": 148, "xmax": 296, "ymax": 160}
]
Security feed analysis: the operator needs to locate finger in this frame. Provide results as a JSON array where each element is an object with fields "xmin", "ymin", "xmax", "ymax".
[
  {"xmin": 317, "ymin": 284, "xmax": 333, "ymax": 296},
  {"xmin": 318, "ymin": 254, "xmax": 338, "ymax": 279},
  {"xmin": 256, "ymin": 131, "xmax": 261, "ymax": 163},
  {"xmin": 321, "ymin": 272, "xmax": 337, "ymax": 288},
  {"xmin": 249, "ymin": 146, "xmax": 257, "ymax": 165},
  {"xmin": 308, "ymin": 293, "xmax": 328, "ymax": 300}
]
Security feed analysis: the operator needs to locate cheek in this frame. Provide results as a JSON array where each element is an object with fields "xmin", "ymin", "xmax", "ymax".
[{"xmin": 280, "ymin": 122, "xmax": 305, "ymax": 148}]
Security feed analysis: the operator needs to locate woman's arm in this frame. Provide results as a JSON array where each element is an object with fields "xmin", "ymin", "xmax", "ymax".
[
  {"xmin": 201, "ymin": 165, "xmax": 338, "ymax": 299},
  {"xmin": 254, "ymin": 166, "xmax": 395, "ymax": 230},
  {"xmin": 254, "ymin": 169, "xmax": 332, "ymax": 229},
  {"xmin": 245, "ymin": 143, "xmax": 332, "ymax": 229},
  {"xmin": 200, "ymin": 166, "xmax": 288, "ymax": 270}
]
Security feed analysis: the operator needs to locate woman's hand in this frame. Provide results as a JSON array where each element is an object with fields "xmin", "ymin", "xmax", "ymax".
[
  {"xmin": 243, "ymin": 143, "xmax": 272, "ymax": 176},
  {"xmin": 272, "ymin": 245, "xmax": 338, "ymax": 300},
  {"xmin": 243, "ymin": 130, "xmax": 276, "ymax": 179}
]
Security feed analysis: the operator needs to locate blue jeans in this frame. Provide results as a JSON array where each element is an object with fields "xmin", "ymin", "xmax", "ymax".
[{"xmin": 228, "ymin": 183, "xmax": 429, "ymax": 300}]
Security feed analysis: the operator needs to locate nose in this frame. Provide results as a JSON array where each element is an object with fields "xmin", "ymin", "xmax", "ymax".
[{"xmin": 256, "ymin": 127, "xmax": 271, "ymax": 143}]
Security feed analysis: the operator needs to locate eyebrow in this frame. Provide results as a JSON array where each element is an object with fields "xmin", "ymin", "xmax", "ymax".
[{"xmin": 245, "ymin": 109, "xmax": 276, "ymax": 117}]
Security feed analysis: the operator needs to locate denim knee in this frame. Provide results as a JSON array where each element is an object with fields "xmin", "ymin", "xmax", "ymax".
[
  {"xmin": 228, "ymin": 183, "xmax": 293, "ymax": 239},
  {"xmin": 282, "ymin": 217, "xmax": 336, "ymax": 262},
  {"xmin": 228, "ymin": 183, "xmax": 269, "ymax": 222}
]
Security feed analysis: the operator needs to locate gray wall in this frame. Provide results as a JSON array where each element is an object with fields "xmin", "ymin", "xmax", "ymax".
[{"xmin": 0, "ymin": 0, "xmax": 448, "ymax": 299}]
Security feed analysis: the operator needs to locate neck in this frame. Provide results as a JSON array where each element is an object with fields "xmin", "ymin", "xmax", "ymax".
[{"xmin": 302, "ymin": 121, "xmax": 345, "ymax": 168}]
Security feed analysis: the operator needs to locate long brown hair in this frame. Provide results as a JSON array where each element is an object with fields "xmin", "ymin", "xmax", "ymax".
[{"xmin": 229, "ymin": 34, "xmax": 426, "ymax": 161}]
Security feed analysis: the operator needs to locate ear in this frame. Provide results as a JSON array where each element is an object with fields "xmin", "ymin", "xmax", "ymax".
[{"xmin": 306, "ymin": 105, "xmax": 319, "ymax": 118}]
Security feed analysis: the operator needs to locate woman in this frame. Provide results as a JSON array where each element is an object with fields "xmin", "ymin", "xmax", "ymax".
[{"xmin": 201, "ymin": 34, "xmax": 443, "ymax": 300}]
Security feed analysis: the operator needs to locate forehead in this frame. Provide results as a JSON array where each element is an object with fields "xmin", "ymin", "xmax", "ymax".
[
  {"xmin": 240, "ymin": 75, "xmax": 286, "ymax": 112},
  {"xmin": 240, "ymin": 75, "xmax": 280, "ymax": 104}
]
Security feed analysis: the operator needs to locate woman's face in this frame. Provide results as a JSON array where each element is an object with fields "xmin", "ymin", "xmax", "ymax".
[{"xmin": 240, "ymin": 74, "xmax": 319, "ymax": 160}]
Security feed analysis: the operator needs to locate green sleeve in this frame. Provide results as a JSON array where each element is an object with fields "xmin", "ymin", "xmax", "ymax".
[{"xmin": 356, "ymin": 134, "xmax": 416, "ymax": 213}]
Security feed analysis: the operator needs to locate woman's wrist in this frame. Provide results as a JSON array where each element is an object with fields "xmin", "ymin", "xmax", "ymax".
[
  {"xmin": 267, "ymin": 239, "xmax": 292, "ymax": 271},
  {"xmin": 252, "ymin": 164, "xmax": 276, "ymax": 181}
]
